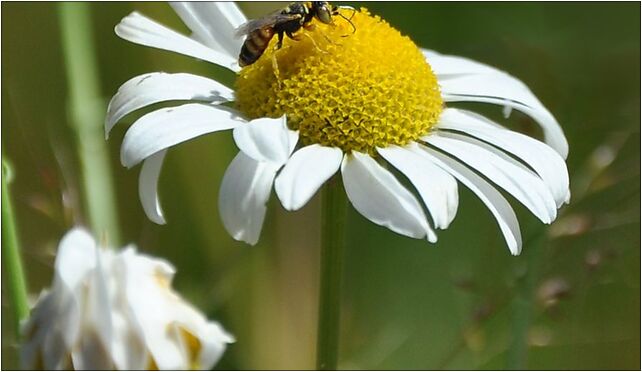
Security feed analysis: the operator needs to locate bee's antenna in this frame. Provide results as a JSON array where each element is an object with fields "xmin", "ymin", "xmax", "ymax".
[
  {"xmin": 339, "ymin": 5, "xmax": 356, "ymax": 21},
  {"xmin": 335, "ymin": 6, "xmax": 357, "ymax": 34}
]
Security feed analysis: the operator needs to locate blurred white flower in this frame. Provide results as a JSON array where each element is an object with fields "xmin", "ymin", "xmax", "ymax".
[
  {"xmin": 21, "ymin": 228, "xmax": 234, "ymax": 370},
  {"xmin": 107, "ymin": 3, "xmax": 570, "ymax": 254}
]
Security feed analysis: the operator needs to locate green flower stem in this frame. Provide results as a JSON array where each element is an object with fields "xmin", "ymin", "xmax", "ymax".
[
  {"xmin": 2, "ymin": 160, "xmax": 30, "ymax": 336},
  {"xmin": 507, "ymin": 226, "xmax": 546, "ymax": 369},
  {"xmin": 58, "ymin": 3, "xmax": 121, "ymax": 244},
  {"xmin": 316, "ymin": 177, "xmax": 348, "ymax": 370}
]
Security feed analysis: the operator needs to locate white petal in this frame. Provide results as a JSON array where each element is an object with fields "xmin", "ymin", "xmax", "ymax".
[
  {"xmin": 115, "ymin": 12, "xmax": 238, "ymax": 72},
  {"xmin": 139, "ymin": 150, "xmax": 167, "ymax": 225},
  {"xmin": 414, "ymin": 145, "xmax": 522, "ymax": 255},
  {"xmin": 170, "ymin": 2, "xmax": 245, "ymax": 58},
  {"xmin": 341, "ymin": 152, "xmax": 437, "ymax": 242},
  {"xmin": 442, "ymin": 91, "xmax": 568, "ymax": 159},
  {"xmin": 423, "ymin": 49, "xmax": 497, "ymax": 77},
  {"xmin": 422, "ymin": 49, "xmax": 440, "ymax": 59},
  {"xmin": 219, "ymin": 152, "xmax": 278, "ymax": 245},
  {"xmin": 424, "ymin": 133, "xmax": 557, "ymax": 224},
  {"xmin": 424, "ymin": 50, "xmax": 568, "ymax": 158},
  {"xmin": 232, "ymin": 115, "xmax": 298, "ymax": 166},
  {"xmin": 121, "ymin": 104, "xmax": 242, "ymax": 168},
  {"xmin": 378, "ymin": 144, "xmax": 459, "ymax": 229},
  {"xmin": 105, "ymin": 72, "xmax": 234, "ymax": 138},
  {"xmin": 437, "ymin": 108, "xmax": 570, "ymax": 206},
  {"xmin": 274, "ymin": 145, "xmax": 343, "ymax": 211}
]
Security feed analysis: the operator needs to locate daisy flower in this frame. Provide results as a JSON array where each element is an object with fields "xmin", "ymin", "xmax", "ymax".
[
  {"xmin": 107, "ymin": 2, "xmax": 570, "ymax": 254},
  {"xmin": 21, "ymin": 228, "xmax": 234, "ymax": 370}
]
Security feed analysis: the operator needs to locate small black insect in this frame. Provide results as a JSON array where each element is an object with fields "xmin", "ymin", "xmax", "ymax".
[{"xmin": 235, "ymin": 1, "xmax": 356, "ymax": 67}]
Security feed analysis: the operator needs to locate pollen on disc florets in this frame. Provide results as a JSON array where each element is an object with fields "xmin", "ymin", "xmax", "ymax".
[{"xmin": 235, "ymin": 8, "xmax": 443, "ymax": 154}]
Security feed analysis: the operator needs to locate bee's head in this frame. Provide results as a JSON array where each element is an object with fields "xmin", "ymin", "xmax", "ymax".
[{"xmin": 312, "ymin": 1, "xmax": 334, "ymax": 24}]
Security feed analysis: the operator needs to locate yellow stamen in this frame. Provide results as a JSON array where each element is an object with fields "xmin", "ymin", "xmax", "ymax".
[{"xmin": 235, "ymin": 8, "xmax": 442, "ymax": 154}]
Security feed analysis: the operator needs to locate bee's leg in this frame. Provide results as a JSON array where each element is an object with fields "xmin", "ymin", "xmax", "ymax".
[
  {"xmin": 271, "ymin": 54, "xmax": 282, "ymax": 86},
  {"xmin": 286, "ymin": 30, "xmax": 303, "ymax": 41},
  {"xmin": 271, "ymin": 31, "xmax": 284, "ymax": 86},
  {"xmin": 275, "ymin": 30, "xmax": 285, "ymax": 50},
  {"xmin": 320, "ymin": 31, "xmax": 339, "ymax": 47},
  {"xmin": 290, "ymin": 29, "xmax": 329, "ymax": 54},
  {"xmin": 304, "ymin": 23, "xmax": 340, "ymax": 48}
]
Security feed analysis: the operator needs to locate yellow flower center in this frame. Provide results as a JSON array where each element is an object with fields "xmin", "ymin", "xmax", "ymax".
[{"xmin": 235, "ymin": 8, "xmax": 443, "ymax": 154}]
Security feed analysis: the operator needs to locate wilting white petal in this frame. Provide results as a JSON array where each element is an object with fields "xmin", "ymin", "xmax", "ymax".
[
  {"xmin": 341, "ymin": 152, "xmax": 437, "ymax": 242},
  {"xmin": 424, "ymin": 49, "xmax": 568, "ymax": 158},
  {"xmin": 139, "ymin": 150, "xmax": 167, "ymax": 225},
  {"xmin": 378, "ymin": 143, "xmax": 459, "ymax": 229},
  {"xmin": 194, "ymin": 322, "xmax": 235, "ymax": 371},
  {"xmin": 55, "ymin": 229, "xmax": 98, "ymax": 287},
  {"xmin": 115, "ymin": 246, "xmax": 234, "ymax": 369},
  {"xmin": 115, "ymin": 12, "xmax": 238, "ymax": 72},
  {"xmin": 71, "ymin": 247, "xmax": 113, "ymax": 371},
  {"xmin": 275, "ymin": 145, "xmax": 343, "ymax": 211},
  {"xmin": 415, "ymin": 146, "xmax": 522, "ymax": 255},
  {"xmin": 232, "ymin": 115, "xmax": 298, "ymax": 166},
  {"xmin": 51, "ymin": 229, "xmax": 98, "ymax": 357},
  {"xmin": 105, "ymin": 72, "xmax": 234, "ymax": 137},
  {"xmin": 114, "ymin": 249, "xmax": 182, "ymax": 369},
  {"xmin": 437, "ymin": 108, "xmax": 570, "ymax": 206},
  {"xmin": 170, "ymin": 2, "xmax": 245, "ymax": 58},
  {"xmin": 19, "ymin": 292, "xmax": 45, "ymax": 368},
  {"xmin": 23, "ymin": 289, "xmax": 73, "ymax": 370},
  {"xmin": 21, "ymin": 228, "xmax": 233, "ymax": 370},
  {"xmin": 121, "ymin": 104, "xmax": 242, "ymax": 168},
  {"xmin": 219, "ymin": 152, "xmax": 279, "ymax": 245},
  {"xmin": 22, "ymin": 228, "xmax": 101, "ymax": 370},
  {"xmin": 424, "ymin": 133, "xmax": 557, "ymax": 224},
  {"xmin": 110, "ymin": 265, "xmax": 148, "ymax": 371}
]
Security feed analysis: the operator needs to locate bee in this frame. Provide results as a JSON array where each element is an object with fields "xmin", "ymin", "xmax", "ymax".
[{"xmin": 235, "ymin": 1, "xmax": 356, "ymax": 67}]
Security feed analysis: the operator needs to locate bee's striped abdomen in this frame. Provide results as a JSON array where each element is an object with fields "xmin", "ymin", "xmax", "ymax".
[{"xmin": 239, "ymin": 27, "xmax": 275, "ymax": 67}]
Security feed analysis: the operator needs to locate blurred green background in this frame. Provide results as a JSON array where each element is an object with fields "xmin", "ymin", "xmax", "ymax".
[{"xmin": 2, "ymin": 2, "xmax": 640, "ymax": 370}]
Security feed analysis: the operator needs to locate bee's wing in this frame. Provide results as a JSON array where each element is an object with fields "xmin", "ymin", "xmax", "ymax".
[{"xmin": 234, "ymin": 12, "xmax": 302, "ymax": 37}]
